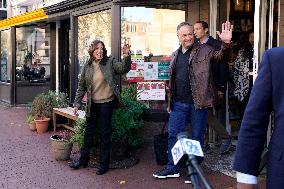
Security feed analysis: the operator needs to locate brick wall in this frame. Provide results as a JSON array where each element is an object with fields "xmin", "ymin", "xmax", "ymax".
[
  {"xmin": 200, "ymin": 0, "xmax": 210, "ymax": 22},
  {"xmin": 187, "ymin": 0, "xmax": 209, "ymax": 24}
]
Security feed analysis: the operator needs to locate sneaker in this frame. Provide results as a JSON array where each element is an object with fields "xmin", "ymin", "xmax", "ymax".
[
  {"xmin": 203, "ymin": 145, "xmax": 213, "ymax": 155},
  {"xmin": 153, "ymin": 168, "xmax": 180, "ymax": 179},
  {"xmin": 219, "ymin": 138, "xmax": 232, "ymax": 154},
  {"xmin": 184, "ymin": 175, "xmax": 192, "ymax": 184}
]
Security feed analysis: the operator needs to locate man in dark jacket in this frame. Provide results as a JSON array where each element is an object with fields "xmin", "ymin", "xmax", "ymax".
[
  {"xmin": 194, "ymin": 21, "xmax": 232, "ymax": 154},
  {"xmin": 233, "ymin": 46, "xmax": 284, "ymax": 189},
  {"xmin": 153, "ymin": 21, "xmax": 232, "ymax": 180}
]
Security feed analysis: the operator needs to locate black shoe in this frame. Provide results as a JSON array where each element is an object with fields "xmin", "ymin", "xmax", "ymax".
[
  {"xmin": 184, "ymin": 175, "xmax": 192, "ymax": 184},
  {"xmin": 96, "ymin": 168, "xmax": 109, "ymax": 175},
  {"xmin": 69, "ymin": 162, "xmax": 88, "ymax": 169},
  {"xmin": 153, "ymin": 167, "xmax": 180, "ymax": 179},
  {"xmin": 219, "ymin": 138, "xmax": 232, "ymax": 155}
]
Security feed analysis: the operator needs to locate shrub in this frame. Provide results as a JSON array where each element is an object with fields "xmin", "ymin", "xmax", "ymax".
[
  {"xmin": 112, "ymin": 85, "xmax": 148, "ymax": 149},
  {"xmin": 69, "ymin": 118, "xmax": 86, "ymax": 149},
  {"xmin": 31, "ymin": 90, "xmax": 69, "ymax": 119},
  {"xmin": 69, "ymin": 85, "xmax": 148, "ymax": 152}
]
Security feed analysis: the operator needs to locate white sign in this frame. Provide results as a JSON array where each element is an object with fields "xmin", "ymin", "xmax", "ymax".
[
  {"xmin": 126, "ymin": 56, "xmax": 144, "ymax": 82},
  {"xmin": 144, "ymin": 62, "xmax": 158, "ymax": 80},
  {"xmin": 171, "ymin": 138, "xmax": 204, "ymax": 165},
  {"xmin": 144, "ymin": 62, "xmax": 170, "ymax": 80},
  {"xmin": 137, "ymin": 82, "xmax": 165, "ymax": 100}
]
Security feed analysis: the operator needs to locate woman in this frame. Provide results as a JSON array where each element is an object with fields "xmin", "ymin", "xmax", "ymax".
[
  {"xmin": 70, "ymin": 40, "xmax": 131, "ymax": 175},
  {"xmin": 233, "ymin": 31, "xmax": 254, "ymax": 120}
]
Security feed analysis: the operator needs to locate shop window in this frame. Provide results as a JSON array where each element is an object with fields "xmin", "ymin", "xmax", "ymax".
[
  {"xmin": 121, "ymin": 6, "xmax": 185, "ymax": 109},
  {"xmin": 15, "ymin": 26, "xmax": 50, "ymax": 83},
  {"xmin": 0, "ymin": 29, "xmax": 10, "ymax": 83},
  {"xmin": 77, "ymin": 9, "xmax": 112, "ymax": 75}
]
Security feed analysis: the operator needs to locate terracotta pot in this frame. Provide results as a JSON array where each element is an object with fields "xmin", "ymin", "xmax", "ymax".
[
  {"xmin": 34, "ymin": 118, "xmax": 50, "ymax": 134},
  {"xmin": 50, "ymin": 135, "xmax": 72, "ymax": 161},
  {"xmin": 28, "ymin": 122, "xmax": 36, "ymax": 131}
]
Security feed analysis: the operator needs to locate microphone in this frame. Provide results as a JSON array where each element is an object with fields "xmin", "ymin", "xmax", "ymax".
[
  {"xmin": 171, "ymin": 132, "xmax": 212, "ymax": 189},
  {"xmin": 171, "ymin": 132, "xmax": 204, "ymax": 166}
]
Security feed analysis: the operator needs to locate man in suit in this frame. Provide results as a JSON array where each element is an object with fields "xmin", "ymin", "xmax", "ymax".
[
  {"xmin": 194, "ymin": 21, "xmax": 232, "ymax": 154},
  {"xmin": 233, "ymin": 46, "xmax": 284, "ymax": 189}
]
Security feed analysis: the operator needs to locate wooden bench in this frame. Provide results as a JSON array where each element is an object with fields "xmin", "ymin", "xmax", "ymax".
[{"xmin": 53, "ymin": 107, "xmax": 85, "ymax": 132}]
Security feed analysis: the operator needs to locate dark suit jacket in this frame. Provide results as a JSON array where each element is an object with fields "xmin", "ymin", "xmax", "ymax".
[{"xmin": 233, "ymin": 46, "xmax": 284, "ymax": 188}]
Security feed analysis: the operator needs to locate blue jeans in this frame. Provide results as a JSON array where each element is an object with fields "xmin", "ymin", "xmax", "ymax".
[{"xmin": 167, "ymin": 101, "xmax": 208, "ymax": 171}]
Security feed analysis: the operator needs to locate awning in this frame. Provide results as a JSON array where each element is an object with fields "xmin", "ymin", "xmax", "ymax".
[{"xmin": 0, "ymin": 9, "xmax": 48, "ymax": 30}]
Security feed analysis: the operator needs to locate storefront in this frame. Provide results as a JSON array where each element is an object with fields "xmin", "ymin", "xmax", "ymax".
[
  {"xmin": 70, "ymin": 1, "xmax": 188, "ymax": 108},
  {"xmin": 0, "ymin": 0, "xmax": 282, "ymax": 116}
]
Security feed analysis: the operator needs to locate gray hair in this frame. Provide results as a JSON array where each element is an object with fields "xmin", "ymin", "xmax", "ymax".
[{"xmin": 177, "ymin": 22, "xmax": 193, "ymax": 33}]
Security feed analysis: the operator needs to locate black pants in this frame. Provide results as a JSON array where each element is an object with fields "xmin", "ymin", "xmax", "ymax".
[{"xmin": 79, "ymin": 101, "xmax": 115, "ymax": 169}]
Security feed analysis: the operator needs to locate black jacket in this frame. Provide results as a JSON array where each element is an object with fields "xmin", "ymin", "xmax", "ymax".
[{"xmin": 206, "ymin": 36, "xmax": 229, "ymax": 93}]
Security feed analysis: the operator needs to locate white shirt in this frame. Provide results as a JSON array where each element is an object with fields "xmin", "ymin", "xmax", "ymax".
[{"xmin": 236, "ymin": 172, "xmax": 257, "ymax": 184}]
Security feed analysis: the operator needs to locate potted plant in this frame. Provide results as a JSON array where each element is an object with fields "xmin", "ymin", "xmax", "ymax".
[
  {"xmin": 25, "ymin": 113, "xmax": 36, "ymax": 131},
  {"xmin": 31, "ymin": 90, "xmax": 69, "ymax": 134},
  {"xmin": 32, "ymin": 93, "xmax": 51, "ymax": 134},
  {"xmin": 50, "ymin": 130, "xmax": 73, "ymax": 161}
]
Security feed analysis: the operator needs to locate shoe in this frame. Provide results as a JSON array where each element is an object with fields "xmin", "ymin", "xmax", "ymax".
[
  {"xmin": 219, "ymin": 138, "xmax": 232, "ymax": 154},
  {"xmin": 153, "ymin": 168, "xmax": 180, "ymax": 179},
  {"xmin": 184, "ymin": 175, "xmax": 192, "ymax": 184},
  {"xmin": 96, "ymin": 168, "xmax": 109, "ymax": 175},
  {"xmin": 69, "ymin": 162, "xmax": 88, "ymax": 169},
  {"xmin": 203, "ymin": 145, "xmax": 212, "ymax": 155}
]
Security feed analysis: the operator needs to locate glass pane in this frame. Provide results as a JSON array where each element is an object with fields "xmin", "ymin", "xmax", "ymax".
[
  {"xmin": 121, "ymin": 6, "xmax": 185, "ymax": 57},
  {"xmin": 121, "ymin": 6, "xmax": 185, "ymax": 108},
  {"xmin": 16, "ymin": 25, "xmax": 50, "ymax": 83},
  {"xmin": 1, "ymin": 29, "xmax": 10, "ymax": 82},
  {"xmin": 77, "ymin": 9, "xmax": 112, "ymax": 74}
]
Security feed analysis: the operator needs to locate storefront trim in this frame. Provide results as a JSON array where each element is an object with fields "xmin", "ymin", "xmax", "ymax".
[
  {"xmin": 0, "ymin": 9, "xmax": 48, "ymax": 30},
  {"xmin": 71, "ymin": 0, "xmax": 112, "ymax": 17}
]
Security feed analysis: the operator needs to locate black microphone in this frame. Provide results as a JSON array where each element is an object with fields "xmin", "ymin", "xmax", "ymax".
[{"xmin": 173, "ymin": 132, "xmax": 212, "ymax": 189}]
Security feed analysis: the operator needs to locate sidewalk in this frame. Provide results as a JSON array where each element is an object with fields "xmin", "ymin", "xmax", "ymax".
[{"xmin": 0, "ymin": 105, "xmax": 264, "ymax": 189}]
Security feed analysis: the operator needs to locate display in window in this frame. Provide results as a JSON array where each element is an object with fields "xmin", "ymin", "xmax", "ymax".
[
  {"xmin": 126, "ymin": 55, "xmax": 144, "ymax": 82},
  {"xmin": 16, "ymin": 26, "xmax": 50, "ymax": 83},
  {"xmin": 144, "ymin": 61, "xmax": 170, "ymax": 81},
  {"xmin": 0, "ymin": 29, "xmax": 10, "ymax": 82},
  {"xmin": 137, "ymin": 82, "xmax": 165, "ymax": 100}
]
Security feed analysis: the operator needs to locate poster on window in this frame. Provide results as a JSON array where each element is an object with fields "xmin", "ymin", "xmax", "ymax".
[
  {"xmin": 137, "ymin": 82, "xmax": 165, "ymax": 100},
  {"xmin": 158, "ymin": 61, "xmax": 170, "ymax": 80},
  {"xmin": 144, "ymin": 62, "xmax": 170, "ymax": 80},
  {"xmin": 126, "ymin": 55, "xmax": 144, "ymax": 82}
]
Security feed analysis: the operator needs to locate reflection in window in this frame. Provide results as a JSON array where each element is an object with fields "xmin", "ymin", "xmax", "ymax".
[
  {"xmin": 121, "ymin": 6, "xmax": 185, "ymax": 109},
  {"xmin": 78, "ymin": 9, "xmax": 112, "ymax": 74},
  {"xmin": 16, "ymin": 26, "xmax": 50, "ymax": 83},
  {"xmin": 0, "ymin": 29, "xmax": 10, "ymax": 83},
  {"xmin": 121, "ymin": 6, "xmax": 185, "ymax": 57}
]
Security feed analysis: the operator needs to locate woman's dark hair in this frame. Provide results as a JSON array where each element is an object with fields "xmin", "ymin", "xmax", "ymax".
[
  {"xmin": 240, "ymin": 30, "xmax": 254, "ymax": 59},
  {"xmin": 88, "ymin": 40, "xmax": 108, "ymax": 65}
]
